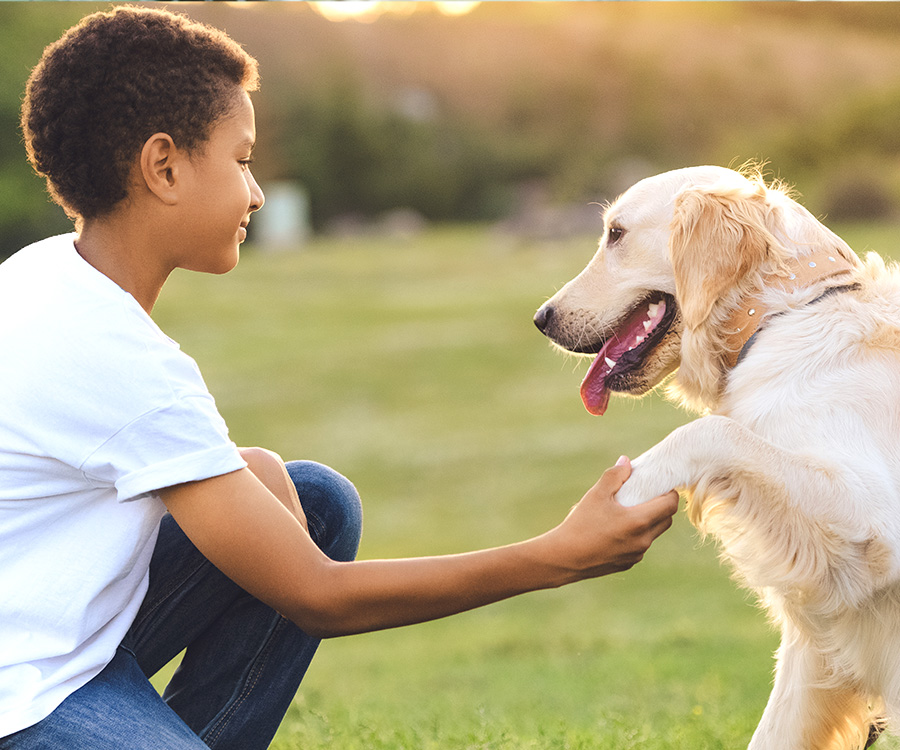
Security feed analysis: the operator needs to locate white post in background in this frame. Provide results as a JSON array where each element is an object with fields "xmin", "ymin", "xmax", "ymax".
[{"xmin": 253, "ymin": 181, "xmax": 311, "ymax": 251}]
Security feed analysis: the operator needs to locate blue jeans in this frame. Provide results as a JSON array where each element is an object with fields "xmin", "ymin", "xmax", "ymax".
[{"xmin": 1, "ymin": 461, "xmax": 363, "ymax": 750}]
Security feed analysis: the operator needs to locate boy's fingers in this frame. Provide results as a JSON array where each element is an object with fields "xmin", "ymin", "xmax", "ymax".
[
  {"xmin": 642, "ymin": 490, "xmax": 680, "ymax": 527},
  {"xmin": 598, "ymin": 456, "xmax": 632, "ymax": 494},
  {"xmin": 628, "ymin": 492, "xmax": 678, "ymax": 551}
]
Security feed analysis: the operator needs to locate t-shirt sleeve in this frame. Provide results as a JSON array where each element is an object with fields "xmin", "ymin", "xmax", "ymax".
[{"xmin": 82, "ymin": 392, "xmax": 246, "ymax": 502}]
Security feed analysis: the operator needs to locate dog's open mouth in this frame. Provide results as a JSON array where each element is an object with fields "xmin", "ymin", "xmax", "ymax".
[{"xmin": 580, "ymin": 292, "xmax": 677, "ymax": 415}]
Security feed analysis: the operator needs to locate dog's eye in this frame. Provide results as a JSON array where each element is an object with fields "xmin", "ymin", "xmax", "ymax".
[{"xmin": 607, "ymin": 226, "xmax": 625, "ymax": 245}]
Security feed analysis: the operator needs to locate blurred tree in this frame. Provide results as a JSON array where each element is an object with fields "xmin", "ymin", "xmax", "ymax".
[
  {"xmin": 757, "ymin": 86, "xmax": 900, "ymax": 221},
  {"xmin": 0, "ymin": 5, "xmax": 84, "ymax": 256},
  {"xmin": 275, "ymin": 76, "xmax": 537, "ymax": 227}
]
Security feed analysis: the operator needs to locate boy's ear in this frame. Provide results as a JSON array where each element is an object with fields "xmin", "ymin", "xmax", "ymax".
[{"xmin": 139, "ymin": 133, "xmax": 180, "ymax": 205}]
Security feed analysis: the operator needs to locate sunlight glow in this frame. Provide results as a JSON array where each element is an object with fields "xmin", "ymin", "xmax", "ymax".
[
  {"xmin": 310, "ymin": 2, "xmax": 481, "ymax": 22},
  {"xmin": 434, "ymin": 1, "xmax": 481, "ymax": 15}
]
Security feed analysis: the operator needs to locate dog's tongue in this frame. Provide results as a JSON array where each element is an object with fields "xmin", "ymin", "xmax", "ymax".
[
  {"xmin": 580, "ymin": 298, "xmax": 666, "ymax": 416},
  {"xmin": 580, "ymin": 344, "xmax": 615, "ymax": 416}
]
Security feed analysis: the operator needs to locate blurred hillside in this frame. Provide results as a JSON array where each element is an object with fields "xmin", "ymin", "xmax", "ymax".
[{"xmin": 3, "ymin": 2, "xmax": 900, "ymax": 253}]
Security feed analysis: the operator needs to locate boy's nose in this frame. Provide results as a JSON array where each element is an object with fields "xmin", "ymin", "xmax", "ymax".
[{"xmin": 248, "ymin": 172, "xmax": 265, "ymax": 212}]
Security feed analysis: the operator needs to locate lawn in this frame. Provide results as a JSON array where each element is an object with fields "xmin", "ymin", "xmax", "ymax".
[{"xmin": 151, "ymin": 222, "xmax": 900, "ymax": 749}]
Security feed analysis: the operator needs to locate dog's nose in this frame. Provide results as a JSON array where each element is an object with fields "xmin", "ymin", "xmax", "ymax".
[{"xmin": 533, "ymin": 305, "xmax": 554, "ymax": 333}]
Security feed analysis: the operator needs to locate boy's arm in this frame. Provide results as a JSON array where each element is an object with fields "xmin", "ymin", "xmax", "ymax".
[
  {"xmin": 158, "ymin": 459, "xmax": 677, "ymax": 638},
  {"xmin": 238, "ymin": 446, "xmax": 307, "ymax": 530}
]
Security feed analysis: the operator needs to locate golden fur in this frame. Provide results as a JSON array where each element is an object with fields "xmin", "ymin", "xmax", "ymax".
[{"xmin": 536, "ymin": 165, "xmax": 900, "ymax": 749}]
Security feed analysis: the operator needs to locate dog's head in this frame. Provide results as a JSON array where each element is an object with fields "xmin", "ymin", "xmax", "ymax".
[{"xmin": 534, "ymin": 165, "xmax": 857, "ymax": 414}]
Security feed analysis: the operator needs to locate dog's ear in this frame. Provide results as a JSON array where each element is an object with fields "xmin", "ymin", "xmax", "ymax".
[{"xmin": 669, "ymin": 183, "xmax": 773, "ymax": 330}]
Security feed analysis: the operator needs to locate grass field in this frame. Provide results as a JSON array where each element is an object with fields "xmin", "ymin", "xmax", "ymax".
[{"xmin": 151, "ymin": 223, "xmax": 900, "ymax": 749}]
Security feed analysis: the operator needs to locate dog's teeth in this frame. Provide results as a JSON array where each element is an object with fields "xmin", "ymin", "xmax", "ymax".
[
  {"xmin": 634, "ymin": 335, "xmax": 645, "ymax": 346},
  {"xmin": 643, "ymin": 320, "xmax": 653, "ymax": 332},
  {"xmin": 604, "ymin": 357, "xmax": 617, "ymax": 369},
  {"xmin": 647, "ymin": 302, "xmax": 660, "ymax": 318}
]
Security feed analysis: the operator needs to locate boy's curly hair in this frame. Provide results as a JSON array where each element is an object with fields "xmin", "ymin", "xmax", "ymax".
[{"xmin": 21, "ymin": 6, "xmax": 259, "ymax": 221}]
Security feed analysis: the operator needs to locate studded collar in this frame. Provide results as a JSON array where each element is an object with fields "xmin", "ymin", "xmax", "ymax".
[{"xmin": 722, "ymin": 249, "xmax": 857, "ymax": 370}]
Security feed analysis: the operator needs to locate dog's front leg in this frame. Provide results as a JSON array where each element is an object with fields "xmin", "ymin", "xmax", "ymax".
[
  {"xmin": 613, "ymin": 414, "xmax": 887, "ymax": 602},
  {"xmin": 615, "ymin": 413, "xmax": 839, "ymax": 519},
  {"xmin": 612, "ymin": 414, "xmax": 738, "ymax": 508},
  {"xmin": 749, "ymin": 623, "xmax": 871, "ymax": 750}
]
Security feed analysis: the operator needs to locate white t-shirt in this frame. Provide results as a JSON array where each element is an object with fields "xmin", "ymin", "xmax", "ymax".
[{"xmin": 0, "ymin": 234, "xmax": 247, "ymax": 736}]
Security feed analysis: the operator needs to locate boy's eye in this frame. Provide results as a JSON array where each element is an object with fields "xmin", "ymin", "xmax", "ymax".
[{"xmin": 239, "ymin": 158, "xmax": 254, "ymax": 169}]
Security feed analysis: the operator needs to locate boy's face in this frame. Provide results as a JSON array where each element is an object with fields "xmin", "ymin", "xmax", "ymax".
[{"xmin": 176, "ymin": 90, "xmax": 264, "ymax": 274}]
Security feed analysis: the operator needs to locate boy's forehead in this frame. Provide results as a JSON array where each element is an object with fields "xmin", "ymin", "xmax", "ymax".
[{"xmin": 216, "ymin": 90, "xmax": 256, "ymax": 144}]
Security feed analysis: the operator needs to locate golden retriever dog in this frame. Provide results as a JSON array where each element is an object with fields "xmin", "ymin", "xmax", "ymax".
[{"xmin": 534, "ymin": 165, "xmax": 900, "ymax": 749}]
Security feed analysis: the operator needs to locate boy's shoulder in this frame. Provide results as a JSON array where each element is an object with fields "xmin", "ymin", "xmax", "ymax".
[
  {"xmin": 0, "ymin": 234, "xmax": 209, "ymax": 442},
  {"xmin": 0, "ymin": 233, "xmax": 83, "ymax": 294},
  {"xmin": 1, "ymin": 232, "xmax": 73, "ymax": 270},
  {"xmin": 0, "ymin": 232, "xmax": 179, "ymax": 370},
  {"xmin": 2, "ymin": 233, "xmax": 139, "ymax": 320}
]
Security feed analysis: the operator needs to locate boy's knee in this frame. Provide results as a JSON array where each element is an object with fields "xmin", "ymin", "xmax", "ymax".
[{"xmin": 285, "ymin": 460, "xmax": 362, "ymax": 562}]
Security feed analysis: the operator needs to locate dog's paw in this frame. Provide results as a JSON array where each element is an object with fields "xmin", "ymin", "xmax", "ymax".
[
  {"xmin": 613, "ymin": 478, "xmax": 647, "ymax": 507},
  {"xmin": 614, "ymin": 453, "xmax": 679, "ymax": 507},
  {"xmin": 614, "ymin": 458, "xmax": 659, "ymax": 507}
]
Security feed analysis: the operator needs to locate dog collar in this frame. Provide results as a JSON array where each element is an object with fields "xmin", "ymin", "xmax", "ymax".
[{"xmin": 723, "ymin": 249, "xmax": 856, "ymax": 370}]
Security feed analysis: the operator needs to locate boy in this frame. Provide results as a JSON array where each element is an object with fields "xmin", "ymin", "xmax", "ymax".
[{"xmin": 1, "ymin": 7, "xmax": 679, "ymax": 749}]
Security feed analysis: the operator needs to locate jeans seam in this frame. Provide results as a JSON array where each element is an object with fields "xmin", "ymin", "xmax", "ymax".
[
  {"xmin": 129, "ymin": 555, "xmax": 211, "ymax": 649},
  {"xmin": 202, "ymin": 617, "xmax": 287, "ymax": 747},
  {"xmin": 305, "ymin": 507, "xmax": 327, "ymax": 548}
]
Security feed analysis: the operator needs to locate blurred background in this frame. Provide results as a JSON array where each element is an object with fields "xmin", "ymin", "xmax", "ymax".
[{"xmin": 4, "ymin": 1, "xmax": 900, "ymax": 255}]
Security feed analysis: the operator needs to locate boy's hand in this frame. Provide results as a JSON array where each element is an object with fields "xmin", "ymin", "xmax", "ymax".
[{"xmin": 546, "ymin": 456, "xmax": 679, "ymax": 580}]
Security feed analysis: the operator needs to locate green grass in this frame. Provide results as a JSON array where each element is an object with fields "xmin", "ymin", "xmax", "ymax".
[{"xmin": 151, "ymin": 223, "xmax": 900, "ymax": 748}]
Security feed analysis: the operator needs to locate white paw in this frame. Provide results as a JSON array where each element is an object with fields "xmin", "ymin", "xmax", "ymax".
[
  {"xmin": 614, "ymin": 463, "xmax": 654, "ymax": 507},
  {"xmin": 615, "ymin": 453, "xmax": 678, "ymax": 507}
]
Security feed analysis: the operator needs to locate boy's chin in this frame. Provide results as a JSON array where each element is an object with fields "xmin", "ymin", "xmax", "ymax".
[
  {"xmin": 212, "ymin": 249, "xmax": 240, "ymax": 275},
  {"xmin": 184, "ymin": 246, "xmax": 240, "ymax": 275}
]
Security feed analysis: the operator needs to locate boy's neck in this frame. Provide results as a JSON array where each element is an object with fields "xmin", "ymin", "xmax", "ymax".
[{"xmin": 75, "ymin": 213, "xmax": 174, "ymax": 314}]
